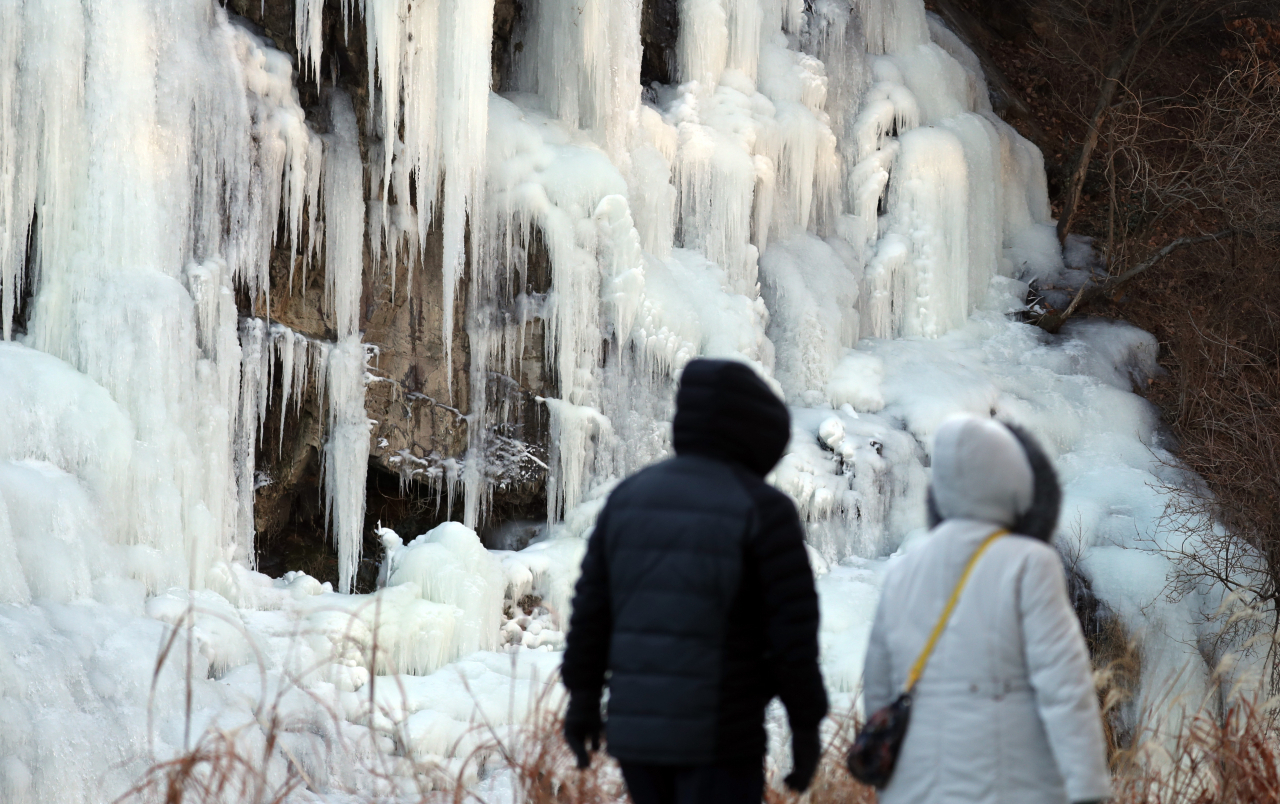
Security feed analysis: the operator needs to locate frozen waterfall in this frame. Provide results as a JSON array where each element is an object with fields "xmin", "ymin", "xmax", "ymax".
[{"xmin": 0, "ymin": 0, "xmax": 1254, "ymax": 800}]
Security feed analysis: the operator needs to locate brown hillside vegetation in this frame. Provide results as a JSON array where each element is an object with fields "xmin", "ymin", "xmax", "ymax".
[{"xmin": 931, "ymin": 0, "xmax": 1280, "ymax": 691}]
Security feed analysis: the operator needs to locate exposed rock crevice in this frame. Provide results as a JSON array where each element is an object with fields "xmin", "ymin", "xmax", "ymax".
[{"xmin": 235, "ymin": 0, "xmax": 555, "ymax": 586}]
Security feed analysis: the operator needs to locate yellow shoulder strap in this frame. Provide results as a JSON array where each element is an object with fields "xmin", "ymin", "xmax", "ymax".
[{"xmin": 904, "ymin": 529, "xmax": 1008, "ymax": 693}]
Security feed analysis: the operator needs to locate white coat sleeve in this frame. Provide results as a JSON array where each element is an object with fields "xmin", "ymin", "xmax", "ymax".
[
  {"xmin": 862, "ymin": 594, "xmax": 895, "ymax": 716},
  {"xmin": 1019, "ymin": 546, "xmax": 1112, "ymax": 803}
]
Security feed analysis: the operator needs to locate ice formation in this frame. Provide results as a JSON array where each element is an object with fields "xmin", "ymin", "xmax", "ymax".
[
  {"xmin": 322, "ymin": 91, "xmax": 374, "ymax": 594},
  {"xmin": 0, "ymin": 0, "xmax": 1255, "ymax": 801}
]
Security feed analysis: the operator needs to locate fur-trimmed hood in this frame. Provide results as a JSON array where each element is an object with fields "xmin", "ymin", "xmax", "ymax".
[{"xmin": 926, "ymin": 416, "xmax": 1061, "ymax": 541}]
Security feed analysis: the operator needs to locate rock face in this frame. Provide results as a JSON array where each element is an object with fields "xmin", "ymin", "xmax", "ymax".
[
  {"xmin": 362, "ymin": 227, "xmax": 472, "ymax": 483},
  {"xmin": 224, "ymin": 0, "xmax": 528, "ymax": 589},
  {"xmin": 641, "ymin": 0, "xmax": 680, "ymax": 87},
  {"xmin": 491, "ymin": 0, "xmax": 525, "ymax": 92}
]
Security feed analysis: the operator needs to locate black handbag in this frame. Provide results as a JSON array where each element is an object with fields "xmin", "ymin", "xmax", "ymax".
[{"xmin": 846, "ymin": 529, "xmax": 1007, "ymax": 788}]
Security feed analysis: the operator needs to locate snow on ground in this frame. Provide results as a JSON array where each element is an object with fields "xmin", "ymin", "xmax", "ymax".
[{"xmin": 1, "ymin": 296, "xmax": 1231, "ymax": 801}]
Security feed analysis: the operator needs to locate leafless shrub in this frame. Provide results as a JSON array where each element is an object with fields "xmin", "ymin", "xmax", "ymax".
[
  {"xmin": 1143, "ymin": 315, "xmax": 1280, "ymax": 693},
  {"xmin": 1110, "ymin": 46, "xmax": 1280, "ymax": 247},
  {"xmin": 1072, "ymin": 22, "xmax": 1280, "ymax": 701},
  {"xmin": 1022, "ymin": 0, "xmax": 1227, "ymax": 242}
]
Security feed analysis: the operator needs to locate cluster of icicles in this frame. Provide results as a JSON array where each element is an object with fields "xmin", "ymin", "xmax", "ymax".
[{"xmin": 0, "ymin": 0, "xmax": 1055, "ymax": 596}]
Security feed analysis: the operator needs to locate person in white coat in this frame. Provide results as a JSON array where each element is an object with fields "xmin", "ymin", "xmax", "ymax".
[{"xmin": 862, "ymin": 415, "xmax": 1111, "ymax": 804}]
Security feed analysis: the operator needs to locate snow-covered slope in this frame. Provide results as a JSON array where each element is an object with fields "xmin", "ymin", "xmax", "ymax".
[{"xmin": 0, "ymin": 0, "xmax": 1244, "ymax": 800}]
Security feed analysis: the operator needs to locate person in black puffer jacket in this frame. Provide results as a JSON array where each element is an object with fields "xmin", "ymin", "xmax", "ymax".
[{"xmin": 560, "ymin": 359, "xmax": 828, "ymax": 803}]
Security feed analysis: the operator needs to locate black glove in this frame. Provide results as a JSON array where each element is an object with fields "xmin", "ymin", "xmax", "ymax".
[
  {"xmin": 784, "ymin": 727, "xmax": 821, "ymax": 792},
  {"xmin": 563, "ymin": 690, "xmax": 602, "ymax": 769}
]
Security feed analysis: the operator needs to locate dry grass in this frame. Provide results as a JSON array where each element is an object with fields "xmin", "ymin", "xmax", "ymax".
[
  {"xmin": 1113, "ymin": 696, "xmax": 1280, "ymax": 804},
  {"xmin": 764, "ymin": 711, "xmax": 876, "ymax": 804},
  {"xmin": 122, "ymin": 670, "xmax": 1280, "ymax": 804},
  {"xmin": 1093, "ymin": 618, "xmax": 1145, "ymax": 761},
  {"xmin": 116, "ymin": 607, "xmax": 873, "ymax": 804},
  {"xmin": 118, "ymin": 725, "xmax": 303, "ymax": 804},
  {"xmin": 122, "ymin": 673, "xmax": 1280, "ymax": 804},
  {"xmin": 446, "ymin": 683, "xmax": 624, "ymax": 804},
  {"xmin": 449, "ymin": 694, "xmax": 877, "ymax": 804},
  {"xmin": 114, "ymin": 606, "xmax": 315, "ymax": 804}
]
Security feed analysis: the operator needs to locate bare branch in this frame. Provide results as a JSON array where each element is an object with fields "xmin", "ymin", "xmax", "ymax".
[
  {"xmin": 1037, "ymin": 230, "xmax": 1231, "ymax": 333},
  {"xmin": 1057, "ymin": 0, "xmax": 1178, "ymax": 243}
]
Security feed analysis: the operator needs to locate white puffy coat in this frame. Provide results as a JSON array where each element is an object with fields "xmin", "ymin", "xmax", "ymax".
[{"xmin": 863, "ymin": 418, "xmax": 1111, "ymax": 804}]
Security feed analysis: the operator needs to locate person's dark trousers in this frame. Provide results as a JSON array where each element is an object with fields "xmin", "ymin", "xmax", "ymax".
[{"xmin": 619, "ymin": 762, "xmax": 764, "ymax": 804}]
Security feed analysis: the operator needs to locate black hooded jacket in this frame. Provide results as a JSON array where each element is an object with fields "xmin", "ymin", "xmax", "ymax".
[{"xmin": 560, "ymin": 359, "xmax": 828, "ymax": 764}]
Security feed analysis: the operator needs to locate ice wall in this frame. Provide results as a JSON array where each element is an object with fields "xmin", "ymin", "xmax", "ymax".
[
  {"xmin": 0, "ymin": 2, "xmax": 316, "ymax": 590},
  {"xmin": 0, "ymin": 0, "xmax": 1245, "ymax": 800},
  {"xmin": 459, "ymin": 0, "xmax": 1058, "ymax": 533},
  {"xmin": 268, "ymin": 0, "xmax": 1056, "ymax": 538}
]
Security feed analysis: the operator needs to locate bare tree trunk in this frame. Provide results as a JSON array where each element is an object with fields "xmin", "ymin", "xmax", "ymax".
[{"xmin": 1056, "ymin": 0, "xmax": 1174, "ymax": 244}]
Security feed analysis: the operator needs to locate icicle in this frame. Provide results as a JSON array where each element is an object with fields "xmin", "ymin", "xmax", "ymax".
[
  {"xmin": 873, "ymin": 126, "xmax": 969, "ymax": 338},
  {"xmin": 438, "ymin": 0, "xmax": 495, "ymax": 392},
  {"xmin": 541, "ymin": 398, "xmax": 613, "ymax": 521},
  {"xmin": 942, "ymin": 113, "xmax": 1002, "ymax": 308},
  {"xmin": 0, "ymin": 3, "xmax": 31, "ymax": 342},
  {"xmin": 272, "ymin": 323, "xmax": 295, "ymax": 447},
  {"xmin": 323, "ymin": 92, "xmax": 364, "ymax": 341},
  {"xmin": 186, "ymin": 260, "xmax": 223, "ymax": 360},
  {"xmin": 293, "ymin": 330, "xmax": 311, "ymax": 415},
  {"xmin": 725, "ymin": 0, "xmax": 765, "ymax": 80},
  {"xmin": 596, "ymin": 196, "xmax": 646, "ymax": 344},
  {"xmin": 363, "ymin": 0, "xmax": 408, "ymax": 206},
  {"xmin": 1, "ymin": 0, "xmax": 84, "ymax": 344},
  {"xmin": 756, "ymin": 38, "xmax": 840, "ymax": 239},
  {"xmin": 404, "ymin": 0, "xmax": 441, "ymax": 256},
  {"xmin": 324, "ymin": 338, "xmax": 372, "ymax": 594},
  {"xmin": 321, "ymin": 91, "xmax": 370, "ymax": 594},
  {"xmin": 235, "ymin": 318, "xmax": 268, "ymax": 561},
  {"xmin": 678, "ymin": 0, "xmax": 730, "ymax": 88},
  {"xmin": 524, "ymin": 0, "xmax": 642, "ymax": 164},
  {"xmin": 295, "ymin": 0, "xmax": 327, "ymax": 82},
  {"xmin": 673, "ymin": 116, "xmax": 760, "ymax": 295},
  {"xmin": 294, "ymin": 0, "xmax": 493, "ymax": 393},
  {"xmin": 461, "ymin": 316, "xmax": 489, "ymax": 531},
  {"xmin": 631, "ymin": 109, "xmax": 679, "ymax": 258},
  {"xmin": 302, "ymin": 134, "xmax": 325, "ymax": 289},
  {"xmin": 231, "ymin": 26, "xmax": 317, "ymax": 307},
  {"xmin": 855, "ymin": 0, "xmax": 929, "ymax": 55}
]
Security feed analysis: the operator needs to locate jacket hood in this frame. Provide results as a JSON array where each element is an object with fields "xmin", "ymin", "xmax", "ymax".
[
  {"xmin": 925, "ymin": 416, "xmax": 1061, "ymax": 541},
  {"xmin": 931, "ymin": 414, "xmax": 1059, "ymax": 540},
  {"xmin": 672, "ymin": 359, "xmax": 790, "ymax": 477}
]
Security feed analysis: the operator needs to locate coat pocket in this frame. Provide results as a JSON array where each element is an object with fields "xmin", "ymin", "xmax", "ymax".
[
  {"xmin": 997, "ymin": 688, "xmax": 1068, "ymax": 802},
  {"xmin": 921, "ymin": 682, "xmax": 1000, "ymax": 801}
]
